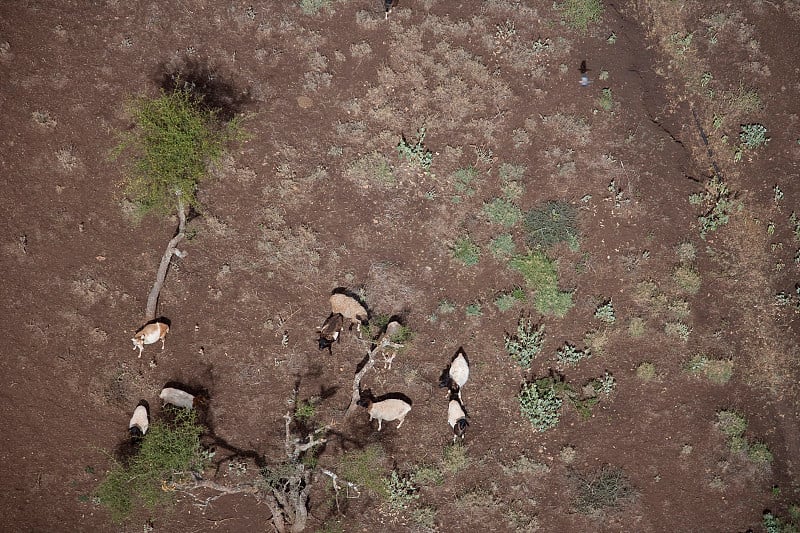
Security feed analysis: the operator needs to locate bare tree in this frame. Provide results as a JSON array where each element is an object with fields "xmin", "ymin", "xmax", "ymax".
[{"xmin": 144, "ymin": 197, "xmax": 187, "ymax": 321}]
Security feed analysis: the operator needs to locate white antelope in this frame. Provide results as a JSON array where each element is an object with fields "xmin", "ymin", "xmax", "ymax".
[
  {"xmin": 357, "ymin": 395, "xmax": 412, "ymax": 431},
  {"xmin": 131, "ymin": 321, "xmax": 169, "ymax": 357}
]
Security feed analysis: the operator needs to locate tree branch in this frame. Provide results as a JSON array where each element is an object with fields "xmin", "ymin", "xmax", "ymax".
[
  {"xmin": 345, "ymin": 336, "xmax": 402, "ymax": 417},
  {"xmin": 145, "ymin": 198, "xmax": 187, "ymax": 320}
]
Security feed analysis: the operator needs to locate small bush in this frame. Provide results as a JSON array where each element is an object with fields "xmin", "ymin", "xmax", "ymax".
[
  {"xmin": 573, "ymin": 465, "xmax": 633, "ymax": 514},
  {"xmin": 484, "ymin": 197, "xmax": 522, "ymax": 227},
  {"xmin": 495, "ymin": 290, "xmax": 524, "ymax": 312},
  {"xmin": 635, "ymin": 362, "xmax": 656, "ymax": 381},
  {"xmin": 442, "ymin": 443, "xmax": 470, "ymax": 474},
  {"xmin": 594, "ymin": 300, "xmax": 616, "ymax": 323},
  {"xmin": 504, "ymin": 317, "xmax": 545, "ymax": 368},
  {"xmin": 519, "ymin": 378, "xmax": 563, "ymax": 432},
  {"xmin": 451, "ymin": 166, "xmax": 479, "ymax": 200},
  {"xmin": 664, "ymin": 321, "xmax": 691, "ymax": 341},
  {"xmin": 345, "ymin": 151, "xmax": 395, "ymax": 186},
  {"xmin": 534, "ymin": 285, "xmax": 574, "ymax": 317},
  {"xmin": 451, "ymin": 236, "xmax": 481, "ymax": 266},
  {"xmin": 739, "ymin": 123, "xmax": 769, "ymax": 150},
  {"xmin": 628, "ymin": 317, "xmax": 646, "ymax": 337},
  {"xmin": 524, "ymin": 201, "xmax": 578, "ymax": 248},
  {"xmin": 489, "ymin": 233, "xmax": 517, "ymax": 259},
  {"xmin": 437, "ymin": 300, "xmax": 456, "ymax": 314},
  {"xmin": 597, "ymin": 88, "xmax": 614, "ymax": 111},
  {"xmin": 465, "ymin": 302, "xmax": 483, "ymax": 317},
  {"xmin": 685, "ymin": 355, "xmax": 733, "ymax": 384},
  {"xmin": 510, "ymin": 250, "xmax": 557, "ymax": 287},
  {"xmin": 412, "ymin": 464, "xmax": 444, "ymax": 486},
  {"xmin": 339, "ymin": 444, "xmax": 387, "ymax": 497},
  {"xmin": 556, "ymin": 343, "xmax": 591, "ymax": 367},
  {"xmin": 556, "ymin": 0, "xmax": 603, "ymax": 31},
  {"xmin": 294, "ymin": 400, "xmax": 316, "ymax": 422},
  {"xmin": 499, "ymin": 162, "xmax": 527, "ymax": 182},
  {"xmin": 397, "ymin": 127, "xmax": 433, "ymax": 171},
  {"xmin": 747, "ymin": 442, "xmax": 774, "ymax": 464},
  {"xmin": 689, "ymin": 175, "xmax": 738, "ymax": 239},
  {"xmin": 299, "ymin": 0, "xmax": 332, "ymax": 15},
  {"xmin": 673, "ymin": 265, "xmax": 701, "ymax": 294},
  {"xmin": 383, "ymin": 470, "xmax": 419, "ymax": 511},
  {"xmin": 716, "ymin": 410, "xmax": 747, "ymax": 439}
]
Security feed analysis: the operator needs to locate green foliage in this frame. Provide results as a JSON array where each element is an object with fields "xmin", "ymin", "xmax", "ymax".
[
  {"xmin": 573, "ymin": 466, "xmax": 633, "ymax": 514},
  {"xmin": 465, "ymin": 302, "xmax": 483, "ymax": 317},
  {"xmin": 510, "ymin": 250, "xmax": 557, "ymax": 288},
  {"xmin": 748, "ymin": 442, "xmax": 774, "ymax": 464},
  {"xmin": 594, "ymin": 300, "xmax": 616, "ymax": 323},
  {"xmin": 115, "ymin": 89, "xmax": 240, "ymax": 217},
  {"xmin": 673, "ymin": 265, "xmax": 701, "ymax": 294},
  {"xmin": 763, "ymin": 508, "xmax": 800, "ymax": 533},
  {"xmin": 635, "ymin": 362, "xmax": 656, "ymax": 381},
  {"xmin": 442, "ymin": 443, "xmax": 470, "ymax": 474},
  {"xmin": 383, "ymin": 470, "xmax": 419, "ymax": 510},
  {"xmin": 294, "ymin": 400, "xmax": 316, "ymax": 422},
  {"xmin": 437, "ymin": 300, "xmax": 456, "ymax": 315},
  {"xmin": 556, "ymin": 343, "xmax": 591, "ymax": 367},
  {"xmin": 587, "ymin": 372, "xmax": 616, "ymax": 396},
  {"xmin": 534, "ymin": 285, "xmax": 574, "ymax": 318},
  {"xmin": 556, "ymin": 0, "xmax": 604, "ymax": 31},
  {"xmin": 628, "ymin": 317, "xmax": 646, "ymax": 337},
  {"xmin": 397, "ymin": 127, "xmax": 433, "ymax": 171},
  {"xmin": 524, "ymin": 201, "xmax": 579, "ymax": 248},
  {"xmin": 339, "ymin": 444, "xmax": 387, "ymax": 497},
  {"xmin": 519, "ymin": 378, "xmax": 563, "ymax": 432},
  {"xmin": 739, "ymin": 123, "xmax": 769, "ymax": 150},
  {"xmin": 412, "ymin": 506, "xmax": 438, "ymax": 530},
  {"xmin": 345, "ymin": 151, "xmax": 395, "ymax": 186},
  {"xmin": 489, "ymin": 233, "xmax": 517, "ymax": 259},
  {"xmin": 451, "ymin": 166, "xmax": 479, "ymax": 201},
  {"xmin": 716, "ymin": 410, "xmax": 747, "ymax": 439},
  {"xmin": 685, "ymin": 355, "xmax": 733, "ymax": 384},
  {"xmin": 451, "ymin": 235, "xmax": 481, "ymax": 266},
  {"xmin": 689, "ymin": 175, "xmax": 738, "ymax": 239},
  {"xmin": 95, "ymin": 409, "xmax": 208, "ymax": 522},
  {"xmin": 499, "ymin": 163, "xmax": 527, "ymax": 182},
  {"xmin": 664, "ymin": 321, "xmax": 691, "ymax": 341},
  {"xmin": 412, "ymin": 464, "xmax": 444, "ymax": 486},
  {"xmin": 494, "ymin": 289, "xmax": 525, "ymax": 312},
  {"xmin": 597, "ymin": 87, "xmax": 614, "ymax": 111},
  {"xmin": 484, "ymin": 197, "xmax": 522, "ymax": 227},
  {"xmin": 504, "ymin": 317, "xmax": 545, "ymax": 369},
  {"xmin": 299, "ymin": 0, "xmax": 331, "ymax": 15}
]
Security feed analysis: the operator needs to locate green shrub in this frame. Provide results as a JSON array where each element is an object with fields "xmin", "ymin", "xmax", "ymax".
[
  {"xmin": 451, "ymin": 236, "xmax": 480, "ymax": 266},
  {"xmin": 747, "ymin": 442, "xmax": 774, "ymax": 464},
  {"xmin": 397, "ymin": 127, "xmax": 433, "ymax": 171},
  {"xmin": 635, "ymin": 361, "xmax": 656, "ymax": 381},
  {"xmin": 345, "ymin": 151, "xmax": 395, "ymax": 186},
  {"xmin": 597, "ymin": 88, "xmax": 614, "ymax": 111},
  {"xmin": 504, "ymin": 317, "xmax": 545, "ymax": 368},
  {"xmin": 524, "ymin": 201, "xmax": 578, "ymax": 248},
  {"xmin": 556, "ymin": 343, "xmax": 591, "ymax": 367},
  {"xmin": 489, "ymin": 233, "xmax": 517, "ymax": 259},
  {"xmin": 594, "ymin": 300, "xmax": 616, "ymax": 323},
  {"xmin": 95, "ymin": 409, "xmax": 208, "ymax": 522},
  {"xmin": 716, "ymin": 410, "xmax": 747, "ymax": 438},
  {"xmin": 556, "ymin": 0, "xmax": 603, "ymax": 31},
  {"xmin": 294, "ymin": 400, "xmax": 316, "ymax": 422},
  {"xmin": 451, "ymin": 166, "xmax": 479, "ymax": 200},
  {"xmin": 519, "ymin": 378, "xmax": 563, "ymax": 432},
  {"xmin": 299, "ymin": 0, "xmax": 331, "ymax": 15},
  {"xmin": 628, "ymin": 317, "xmax": 646, "ymax": 337},
  {"xmin": 114, "ymin": 88, "xmax": 241, "ymax": 217},
  {"xmin": 465, "ymin": 302, "xmax": 483, "ymax": 317},
  {"xmin": 442, "ymin": 443, "xmax": 470, "ymax": 474},
  {"xmin": 484, "ymin": 198, "xmax": 522, "ymax": 227},
  {"xmin": 412, "ymin": 464, "xmax": 444, "ymax": 486},
  {"xmin": 510, "ymin": 250, "xmax": 557, "ymax": 288},
  {"xmin": 689, "ymin": 174, "xmax": 738, "ymax": 239},
  {"xmin": 685, "ymin": 355, "xmax": 733, "ymax": 384},
  {"xmin": 383, "ymin": 470, "xmax": 419, "ymax": 510},
  {"xmin": 673, "ymin": 265, "xmax": 701, "ymax": 294},
  {"xmin": 534, "ymin": 285, "xmax": 574, "ymax": 317},
  {"xmin": 339, "ymin": 444, "xmax": 387, "ymax": 497},
  {"xmin": 739, "ymin": 123, "xmax": 769, "ymax": 150}
]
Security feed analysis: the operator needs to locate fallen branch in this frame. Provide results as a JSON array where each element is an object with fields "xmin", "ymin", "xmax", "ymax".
[
  {"xmin": 145, "ymin": 198, "xmax": 187, "ymax": 320},
  {"xmin": 320, "ymin": 468, "xmax": 360, "ymax": 497}
]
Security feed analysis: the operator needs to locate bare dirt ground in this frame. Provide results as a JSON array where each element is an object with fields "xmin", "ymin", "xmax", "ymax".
[{"xmin": 1, "ymin": 0, "xmax": 799, "ymax": 531}]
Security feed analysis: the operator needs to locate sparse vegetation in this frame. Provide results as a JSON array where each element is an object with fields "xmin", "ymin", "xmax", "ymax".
[
  {"xmin": 636, "ymin": 362, "xmax": 656, "ymax": 381},
  {"xmin": 594, "ymin": 299, "xmax": 616, "ymax": 323},
  {"xmin": 383, "ymin": 470, "xmax": 419, "ymax": 511},
  {"xmin": 397, "ymin": 127, "xmax": 433, "ymax": 171},
  {"xmin": 556, "ymin": 343, "xmax": 592, "ymax": 367},
  {"xmin": 556, "ymin": 0, "xmax": 604, "ymax": 31},
  {"xmin": 573, "ymin": 465, "xmax": 634, "ymax": 514},
  {"xmin": 484, "ymin": 197, "xmax": 522, "ymax": 227},
  {"xmin": 685, "ymin": 355, "xmax": 733, "ymax": 384},
  {"xmin": 524, "ymin": 201, "xmax": 579, "ymax": 248},
  {"xmin": 689, "ymin": 174, "xmax": 739, "ymax": 239},
  {"xmin": 451, "ymin": 235, "xmax": 481, "ymax": 266}
]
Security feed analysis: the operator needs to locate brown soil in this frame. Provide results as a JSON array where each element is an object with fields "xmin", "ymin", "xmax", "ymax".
[{"xmin": 2, "ymin": 1, "xmax": 799, "ymax": 532}]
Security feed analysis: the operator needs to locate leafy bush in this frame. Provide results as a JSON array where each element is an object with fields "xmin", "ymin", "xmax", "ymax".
[
  {"xmin": 685, "ymin": 355, "xmax": 733, "ymax": 384},
  {"xmin": 519, "ymin": 378, "xmax": 563, "ymax": 432},
  {"xmin": 534, "ymin": 284, "xmax": 574, "ymax": 317},
  {"xmin": 484, "ymin": 198, "xmax": 522, "ymax": 227},
  {"xmin": 556, "ymin": 343, "xmax": 591, "ymax": 367},
  {"xmin": 294, "ymin": 400, "xmax": 316, "ymax": 422},
  {"xmin": 689, "ymin": 175, "xmax": 739, "ymax": 239},
  {"xmin": 299, "ymin": 0, "xmax": 332, "ymax": 15},
  {"xmin": 442, "ymin": 443, "xmax": 470, "ymax": 474},
  {"xmin": 345, "ymin": 151, "xmax": 395, "ymax": 186},
  {"xmin": 716, "ymin": 410, "xmax": 747, "ymax": 439},
  {"xmin": 747, "ymin": 442, "xmax": 774, "ymax": 464},
  {"xmin": 504, "ymin": 317, "xmax": 545, "ymax": 368},
  {"xmin": 95, "ymin": 409, "xmax": 208, "ymax": 522},
  {"xmin": 739, "ymin": 123, "xmax": 769, "ymax": 149},
  {"xmin": 635, "ymin": 361, "xmax": 656, "ymax": 381},
  {"xmin": 451, "ymin": 236, "xmax": 481, "ymax": 266},
  {"xmin": 594, "ymin": 300, "xmax": 616, "ymax": 323},
  {"xmin": 556, "ymin": 0, "xmax": 603, "ymax": 31},
  {"xmin": 524, "ymin": 201, "xmax": 578, "ymax": 248},
  {"xmin": 397, "ymin": 127, "xmax": 433, "ymax": 171},
  {"xmin": 489, "ymin": 233, "xmax": 516, "ymax": 259},
  {"xmin": 465, "ymin": 302, "xmax": 483, "ymax": 317},
  {"xmin": 451, "ymin": 166, "xmax": 479, "ymax": 200},
  {"xmin": 115, "ymin": 88, "xmax": 241, "ymax": 217},
  {"xmin": 383, "ymin": 470, "xmax": 419, "ymax": 510},
  {"xmin": 339, "ymin": 444, "xmax": 387, "ymax": 497},
  {"xmin": 597, "ymin": 87, "xmax": 614, "ymax": 111},
  {"xmin": 673, "ymin": 265, "xmax": 701, "ymax": 294}
]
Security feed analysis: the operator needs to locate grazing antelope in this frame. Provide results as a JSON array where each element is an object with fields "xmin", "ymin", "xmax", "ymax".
[
  {"xmin": 439, "ymin": 347, "xmax": 470, "ymax": 401},
  {"xmin": 128, "ymin": 403, "xmax": 149, "ymax": 440},
  {"xmin": 131, "ymin": 321, "xmax": 169, "ymax": 357},
  {"xmin": 357, "ymin": 391, "xmax": 412, "ymax": 431}
]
